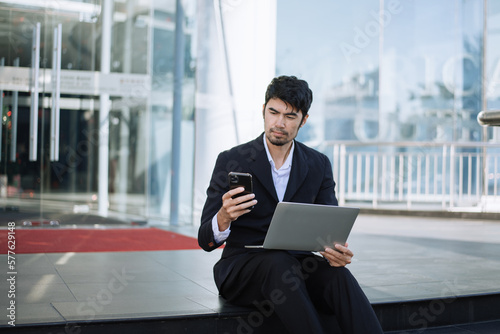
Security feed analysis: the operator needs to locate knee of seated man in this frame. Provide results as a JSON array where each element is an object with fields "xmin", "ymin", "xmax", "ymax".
[
  {"xmin": 258, "ymin": 252, "xmax": 305, "ymax": 284},
  {"xmin": 323, "ymin": 266, "xmax": 357, "ymax": 284}
]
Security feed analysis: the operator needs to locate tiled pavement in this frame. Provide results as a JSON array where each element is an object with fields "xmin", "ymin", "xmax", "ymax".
[{"xmin": 1, "ymin": 213, "xmax": 500, "ymax": 333}]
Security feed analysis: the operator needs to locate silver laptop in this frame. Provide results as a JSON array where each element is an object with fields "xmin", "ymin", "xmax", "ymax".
[{"xmin": 245, "ymin": 202, "xmax": 359, "ymax": 252}]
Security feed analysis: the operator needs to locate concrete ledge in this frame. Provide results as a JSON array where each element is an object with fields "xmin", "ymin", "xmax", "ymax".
[
  {"xmin": 4, "ymin": 293, "xmax": 500, "ymax": 333},
  {"xmin": 375, "ymin": 293, "xmax": 500, "ymax": 332},
  {"xmin": 360, "ymin": 208, "xmax": 500, "ymax": 221}
]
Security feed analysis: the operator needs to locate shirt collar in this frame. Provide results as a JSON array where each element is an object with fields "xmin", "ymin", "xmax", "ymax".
[{"xmin": 263, "ymin": 133, "xmax": 294, "ymax": 170}]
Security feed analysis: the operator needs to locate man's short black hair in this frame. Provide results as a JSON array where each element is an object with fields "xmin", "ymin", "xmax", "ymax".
[{"xmin": 264, "ymin": 75, "xmax": 313, "ymax": 116}]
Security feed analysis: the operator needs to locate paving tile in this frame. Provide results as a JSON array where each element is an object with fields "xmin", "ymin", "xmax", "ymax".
[
  {"xmin": 1, "ymin": 302, "xmax": 66, "ymax": 326},
  {"xmin": 365, "ymin": 282, "xmax": 462, "ymax": 304},
  {"xmin": 66, "ymin": 280, "xmax": 215, "ymax": 303},
  {"xmin": 16, "ymin": 273, "xmax": 65, "ymax": 286},
  {"xmin": 148, "ymin": 249, "xmax": 221, "ymax": 281},
  {"xmin": 52, "ymin": 296, "xmax": 215, "ymax": 322},
  {"xmin": 2, "ymin": 214, "xmax": 500, "ymax": 331},
  {"xmin": 189, "ymin": 278, "xmax": 219, "ymax": 295},
  {"xmin": 46, "ymin": 251, "xmax": 160, "ymax": 268},
  {"xmin": 187, "ymin": 295, "xmax": 252, "ymax": 315},
  {"xmin": 15, "ymin": 282, "xmax": 77, "ymax": 304},
  {"xmin": 15, "ymin": 254, "xmax": 61, "ymax": 276},
  {"xmin": 55, "ymin": 264, "xmax": 186, "ymax": 284}
]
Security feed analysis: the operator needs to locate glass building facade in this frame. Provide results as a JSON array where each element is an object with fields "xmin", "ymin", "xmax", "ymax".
[
  {"xmin": 1, "ymin": 0, "xmax": 499, "ymax": 227},
  {"xmin": 274, "ymin": 0, "xmax": 499, "ymax": 211},
  {"xmin": 0, "ymin": 0, "xmax": 196, "ymax": 224},
  {"xmin": 277, "ymin": 0, "xmax": 494, "ymax": 144}
]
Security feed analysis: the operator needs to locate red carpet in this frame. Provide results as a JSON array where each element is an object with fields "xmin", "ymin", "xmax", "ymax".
[{"xmin": 0, "ymin": 228, "xmax": 200, "ymax": 254}]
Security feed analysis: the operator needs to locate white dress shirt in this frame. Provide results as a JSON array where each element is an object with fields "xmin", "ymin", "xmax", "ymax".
[{"xmin": 211, "ymin": 134, "xmax": 294, "ymax": 243}]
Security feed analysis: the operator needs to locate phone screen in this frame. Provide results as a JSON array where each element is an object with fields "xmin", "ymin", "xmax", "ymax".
[{"xmin": 228, "ymin": 172, "xmax": 253, "ymax": 199}]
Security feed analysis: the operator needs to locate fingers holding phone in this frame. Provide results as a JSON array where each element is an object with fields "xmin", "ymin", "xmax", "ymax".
[
  {"xmin": 228, "ymin": 172, "xmax": 255, "ymax": 209},
  {"xmin": 217, "ymin": 173, "xmax": 257, "ymax": 231},
  {"xmin": 228, "ymin": 187, "xmax": 256, "ymax": 207}
]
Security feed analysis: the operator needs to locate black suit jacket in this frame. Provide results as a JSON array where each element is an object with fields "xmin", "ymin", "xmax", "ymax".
[{"xmin": 198, "ymin": 133, "xmax": 338, "ymax": 290}]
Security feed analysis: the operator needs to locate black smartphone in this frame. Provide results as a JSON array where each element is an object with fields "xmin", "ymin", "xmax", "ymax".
[{"xmin": 228, "ymin": 172, "xmax": 253, "ymax": 201}]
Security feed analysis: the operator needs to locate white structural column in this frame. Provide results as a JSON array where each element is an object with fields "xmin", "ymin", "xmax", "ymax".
[
  {"xmin": 193, "ymin": 0, "xmax": 277, "ymax": 224},
  {"xmin": 116, "ymin": 0, "xmax": 135, "ymax": 213},
  {"xmin": 98, "ymin": 0, "xmax": 113, "ymax": 216}
]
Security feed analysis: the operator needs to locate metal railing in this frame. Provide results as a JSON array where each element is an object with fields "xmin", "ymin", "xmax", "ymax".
[
  {"xmin": 317, "ymin": 141, "xmax": 500, "ymax": 212},
  {"xmin": 477, "ymin": 110, "xmax": 500, "ymax": 126}
]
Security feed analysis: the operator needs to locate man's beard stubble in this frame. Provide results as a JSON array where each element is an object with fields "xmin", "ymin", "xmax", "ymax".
[{"xmin": 266, "ymin": 128, "xmax": 291, "ymax": 147}]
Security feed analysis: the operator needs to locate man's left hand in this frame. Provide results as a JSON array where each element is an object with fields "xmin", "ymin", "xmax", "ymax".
[{"xmin": 320, "ymin": 242, "xmax": 353, "ymax": 267}]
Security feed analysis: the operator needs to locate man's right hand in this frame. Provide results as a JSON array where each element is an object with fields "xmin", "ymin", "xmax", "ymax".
[{"xmin": 217, "ymin": 187, "xmax": 257, "ymax": 231}]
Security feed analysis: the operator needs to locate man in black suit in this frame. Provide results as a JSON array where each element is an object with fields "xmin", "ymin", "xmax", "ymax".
[{"xmin": 198, "ymin": 76, "xmax": 383, "ymax": 333}]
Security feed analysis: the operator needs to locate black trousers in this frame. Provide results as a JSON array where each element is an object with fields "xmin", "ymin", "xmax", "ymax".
[{"xmin": 219, "ymin": 250, "xmax": 383, "ymax": 334}]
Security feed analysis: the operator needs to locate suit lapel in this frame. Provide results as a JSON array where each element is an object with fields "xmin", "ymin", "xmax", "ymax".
[
  {"xmin": 247, "ymin": 135, "xmax": 279, "ymax": 202},
  {"xmin": 283, "ymin": 141, "xmax": 309, "ymax": 202}
]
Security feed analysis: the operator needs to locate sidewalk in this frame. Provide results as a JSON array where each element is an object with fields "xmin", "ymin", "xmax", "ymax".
[
  {"xmin": 348, "ymin": 214, "xmax": 500, "ymax": 303},
  {"xmin": 170, "ymin": 213, "xmax": 500, "ymax": 304},
  {"xmin": 1, "ymin": 213, "xmax": 500, "ymax": 332}
]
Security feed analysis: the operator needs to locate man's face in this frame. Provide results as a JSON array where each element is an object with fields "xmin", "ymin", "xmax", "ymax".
[{"xmin": 263, "ymin": 98, "xmax": 308, "ymax": 147}]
